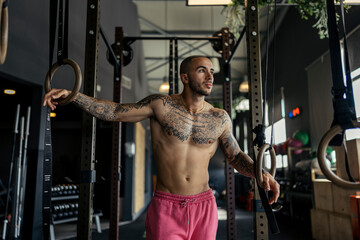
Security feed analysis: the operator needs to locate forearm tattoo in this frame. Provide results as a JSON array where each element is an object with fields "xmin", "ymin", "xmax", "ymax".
[{"xmin": 220, "ymin": 134, "xmax": 255, "ymax": 178}]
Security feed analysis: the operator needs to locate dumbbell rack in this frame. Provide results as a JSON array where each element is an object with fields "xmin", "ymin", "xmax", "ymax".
[{"xmin": 50, "ymin": 184, "xmax": 102, "ymax": 240}]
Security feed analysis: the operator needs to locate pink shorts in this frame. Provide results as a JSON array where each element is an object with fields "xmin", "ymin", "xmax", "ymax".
[{"xmin": 145, "ymin": 189, "xmax": 218, "ymax": 240}]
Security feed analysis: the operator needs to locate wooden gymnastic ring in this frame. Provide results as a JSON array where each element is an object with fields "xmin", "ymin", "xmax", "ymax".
[
  {"xmin": 0, "ymin": 0, "xmax": 9, "ymax": 65},
  {"xmin": 256, "ymin": 143, "xmax": 277, "ymax": 187},
  {"xmin": 317, "ymin": 121, "xmax": 360, "ymax": 189},
  {"xmin": 45, "ymin": 59, "xmax": 82, "ymax": 105}
]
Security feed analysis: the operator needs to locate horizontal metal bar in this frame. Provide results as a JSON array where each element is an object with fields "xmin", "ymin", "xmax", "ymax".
[
  {"xmin": 124, "ymin": 36, "xmax": 221, "ymax": 41},
  {"xmin": 139, "ymin": 17, "xmax": 208, "ymax": 56},
  {"xmin": 145, "ymin": 56, "xmax": 247, "ymax": 61},
  {"xmin": 141, "ymin": 30, "xmax": 217, "ymax": 35},
  {"xmin": 146, "ymin": 41, "xmax": 209, "ymax": 74}
]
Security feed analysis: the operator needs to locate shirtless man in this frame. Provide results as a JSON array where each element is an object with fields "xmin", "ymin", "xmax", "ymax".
[{"xmin": 43, "ymin": 55, "xmax": 280, "ymax": 240}]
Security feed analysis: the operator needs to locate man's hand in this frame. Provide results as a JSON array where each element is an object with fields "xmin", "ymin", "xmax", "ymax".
[
  {"xmin": 261, "ymin": 172, "xmax": 280, "ymax": 205},
  {"xmin": 43, "ymin": 88, "xmax": 71, "ymax": 111}
]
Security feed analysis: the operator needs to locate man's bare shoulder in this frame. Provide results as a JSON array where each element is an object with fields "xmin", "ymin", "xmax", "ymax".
[
  {"xmin": 205, "ymin": 104, "xmax": 230, "ymax": 123},
  {"xmin": 137, "ymin": 94, "xmax": 174, "ymax": 107}
]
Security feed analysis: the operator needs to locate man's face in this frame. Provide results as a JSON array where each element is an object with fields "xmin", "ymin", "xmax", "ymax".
[{"xmin": 186, "ymin": 57, "xmax": 214, "ymax": 96}]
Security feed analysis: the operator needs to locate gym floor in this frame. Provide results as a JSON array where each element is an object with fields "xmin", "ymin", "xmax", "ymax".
[{"xmin": 55, "ymin": 199, "xmax": 312, "ymax": 240}]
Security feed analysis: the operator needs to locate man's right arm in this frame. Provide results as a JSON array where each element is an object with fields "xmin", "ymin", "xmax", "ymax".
[{"xmin": 43, "ymin": 88, "xmax": 168, "ymax": 123}]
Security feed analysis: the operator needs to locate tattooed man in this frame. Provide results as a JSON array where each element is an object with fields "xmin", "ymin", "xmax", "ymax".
[{"xmin": 43, "ymin": 56, "xmax": 280, "ymax": 240}]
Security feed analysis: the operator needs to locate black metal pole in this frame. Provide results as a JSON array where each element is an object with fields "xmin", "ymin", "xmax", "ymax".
[
  {"xmin": 169, "ymin": 39, "xmax": 174, "ymax": 95},
  {"xmin": 174, "ymin": 39, "xmax": 179, "ymax": 94},
  {"xmin": 229, "ymin": 26, "xmax": 246, "ymax": 63},
  {"xmin": 109, "ymin": 26, "xmax": 123, "ymax": 240}
]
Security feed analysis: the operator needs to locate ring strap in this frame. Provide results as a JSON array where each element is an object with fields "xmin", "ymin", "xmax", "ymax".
[
  {"xmin": 42, "ymin": 0, "xmax": 58, "ymax": 238},
  {"xmin": 255, "ymin": 144, "xmax": 280, "ymax": 234},
  {"xmin": 257, "ymin": 185, "xmax": 280, "ymax": 234},
  {"xmin": 42, "ymin": 108, "xmax": 53, "ymax": 240},
  {"xmin": 326, "ymin": 0, "xmax": 356, "ymax": 182},
  {"xmin": 326, "ymin": 0, "xmax": 356, "ymax": 142}
]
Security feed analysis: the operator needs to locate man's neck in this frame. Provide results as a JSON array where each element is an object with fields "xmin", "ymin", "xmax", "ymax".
[{"xmin": 180, "ymin": 93, "xmax": 205, "ymax": 114}]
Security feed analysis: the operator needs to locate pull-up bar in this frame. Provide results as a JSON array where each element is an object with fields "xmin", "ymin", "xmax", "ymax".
[{"xmin": 124, "ymin": 36, "xmax": 221, "ymax": 41}]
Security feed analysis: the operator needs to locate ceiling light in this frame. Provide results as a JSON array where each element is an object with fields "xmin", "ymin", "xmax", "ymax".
[
  {"xmin": 239, "ymin": 76, "xmax": 249, "ymax": 93},
  {"xmin": 186, "ymin": 0, "xmax": 232, "ymax": 6},
  {"xmin": 159, "ymin": 78, "xmax": 170, "ymax": 93},
  {"xmin": 342, "ymin": 0, "xmax": 360, "ymax": 4},
  {"xmin": 4, "ymin": 89, "xmax": 16, "ymax": 95},
  {"xmin": 50, "ymin": 112, "xmax": 57, "ymax": 117}
]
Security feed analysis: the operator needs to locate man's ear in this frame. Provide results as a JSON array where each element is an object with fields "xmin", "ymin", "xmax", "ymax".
[{"xmin": 180, "ymin": 73, "xmax": 188, "ymax": 84}]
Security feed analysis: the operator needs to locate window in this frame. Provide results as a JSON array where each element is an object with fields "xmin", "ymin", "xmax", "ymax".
[
  {"xmin": 264, "ymin": 87, "xmax": 287, "ymax": 169},
  {"xmin": 341, "ymin": 42, "xmax": 360, "ymax": 140}
]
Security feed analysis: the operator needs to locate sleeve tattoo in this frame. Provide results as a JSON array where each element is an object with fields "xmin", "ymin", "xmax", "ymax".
[
  {"xmin": 220, "ymin": 125, "xmax": 255, "ymax": 178},
  {"xmin": 72, "ymin": 93, "xmax": 168, "ymax": 121}
]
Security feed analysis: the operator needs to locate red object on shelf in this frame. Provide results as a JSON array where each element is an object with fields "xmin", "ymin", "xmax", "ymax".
[
  {"xmin": 246, "ymin": 190, "xmax": 253, "ymax": 212},
  {"xmin": 350, "ymin": 195, "xmax": 360, "ymax": 240}
]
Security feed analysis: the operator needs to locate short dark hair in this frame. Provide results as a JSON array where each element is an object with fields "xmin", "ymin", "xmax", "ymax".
[{"xmin": 180, "ymin": 56, "xmax": 209, "ymax": 74}]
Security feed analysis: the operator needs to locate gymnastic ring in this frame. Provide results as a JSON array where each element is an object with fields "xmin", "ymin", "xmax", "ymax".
[
  {"xmin": 256, "ymin": 143, "xmax": 277, "ymax": 187},
  {"xmin": 0, "ymin": 0, "xmax": 9, "ymax": 65},
  {"xmin": 45, "ymin": 58, "xmax": 82, "ymax": 105},
  {"xmin": 317, "ymin": 121, "xmax": 360, "ymax": 189}
]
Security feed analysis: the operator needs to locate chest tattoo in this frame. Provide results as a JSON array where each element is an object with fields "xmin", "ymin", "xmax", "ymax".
[{"xmin": 159, "ymin": 102, "xmax": 229, "ymax": 144}]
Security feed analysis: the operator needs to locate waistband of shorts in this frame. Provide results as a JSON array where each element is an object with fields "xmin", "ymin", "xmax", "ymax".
[{"xmin": 153, "ymin": 189, "xmax": 214, "ymax": 203}]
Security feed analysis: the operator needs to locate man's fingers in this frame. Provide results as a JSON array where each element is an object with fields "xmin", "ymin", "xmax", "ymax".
[
  {"xmin": 261, "ymin": 173, "xmax": 280, "ymax": 204},
  {"xmin": 269, "ymin": 180, "xmax": 280, "ymax": 204},
  {"xmin": 262, "ymin": 174, "xmax": 271, "ymax": 191},
  {"xmin": 43, "ymin": 88, "xmax": 68, "ymax": 110}
]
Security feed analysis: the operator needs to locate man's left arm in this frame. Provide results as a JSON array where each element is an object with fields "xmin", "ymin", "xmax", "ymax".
[{"xmin": 219, "ymin": 112, "xmax": 280, "ymax": 204}]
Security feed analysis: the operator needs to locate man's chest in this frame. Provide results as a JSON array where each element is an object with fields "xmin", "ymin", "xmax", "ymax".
[{"xmin": 156, "ymin": 108, "xmax": 227, "ymax": 144}]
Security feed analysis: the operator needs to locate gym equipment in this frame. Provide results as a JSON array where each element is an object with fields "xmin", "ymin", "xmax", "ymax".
[
  {"xmin": 210, "ymin": 30, "xmax": 235, "ymax": 54},
  {"xmin": 105, "ymin": 39, "xmax": 133, "ymax": 67},
  {"xmin": 45, "ymin": 0, "xmax": 82, "ymax": 105},
  {"xmin": 49, "ymin": 183, "xmax": 103, "ymax": 240},
  {"xmin": 2, "ymin": 104, "xmax": 20, "ymax": 240},
  {"xmin": 2, "ymin": 106, "xmax": 31, "ymax": 240},
  {"xmin": 293, "ymin": 130, "xmax": 309, "ymax": 146},
  {"xmin": 76, "ymin": 0, "xmax": 100, "ymax": 239},
  {"xmin": 288, "ymin": 138, "xmax": 303, "ymax": 155},
  {"xmin": 109, "ymin": 27, "xmax": 123, "ymax": 240},
  {"xmin": 0, "ymin": 0, "xmax": 8, "ymax": 65},
  {"xmin": 220, "ymin": 27, "xmax": 237, "ymax": 240},
  {"xmin": 10, "ymin": 116, "xmax": 24, "ymax": 238},
  {"xmin": 318, "ymin": 121, "xmax": 360, "ymax": 189},
  {"xmin": 122, "ymin": 35, "xmax": 223, "ymax": 96},
  {"xmin": 256, "ymin": 144, "xmax": 277, "ymax": 186},
  {"xmin": 246, "ymin": 0, "xmax": 280, "ymax": 237},
  {"xmin": 44, "ymin": 59, "xmax": 82, "ymax": 105},
  {"xmin": 16, "ymin": 106, "xmax": 31, "ymax": 238},
  {"xmin": 317, "ymin": 0, "xmax": 359, "ymax": 189},
  {"xmin": 44, "ymin": 0, "xmax": 83, "ymax": 239}
]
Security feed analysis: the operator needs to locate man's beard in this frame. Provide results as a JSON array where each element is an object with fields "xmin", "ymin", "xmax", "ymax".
[{"xmin": 188, "ymin": 76, "xmax": 210, "ymax": 96}]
